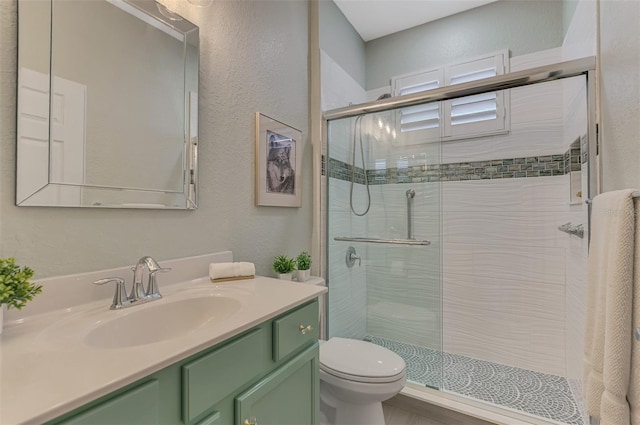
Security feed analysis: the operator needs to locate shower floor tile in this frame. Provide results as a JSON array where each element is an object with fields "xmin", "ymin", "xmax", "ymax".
[{"xmin": 364, "ymin": 335, "xmax": 584, "ymax": 425}]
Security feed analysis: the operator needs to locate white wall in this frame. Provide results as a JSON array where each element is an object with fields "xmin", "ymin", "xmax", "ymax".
[
  {"xmin": 599, "ymin": 0, "xmax": 640, "ymax": 192},
  {"xmin": 442, "ymin": 176, "xmax": 569, "ymax": 375},
  {"xmin": 0, "ymin": 0, "xmax": 312, "ymax": 278}
]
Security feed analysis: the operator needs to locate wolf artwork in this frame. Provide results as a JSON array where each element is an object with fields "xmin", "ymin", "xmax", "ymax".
[{"xmin": 266, "ymin": 131, "xmax": 295, "ymax": 194}]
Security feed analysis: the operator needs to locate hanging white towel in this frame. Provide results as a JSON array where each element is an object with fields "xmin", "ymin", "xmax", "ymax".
[
  {"xmin": 631, "ymin": 194, "xmax": 640, "ymax": 425},
  {"xmin": 585, "ymin": 189, "xmax": 639, "ymax": 424}
]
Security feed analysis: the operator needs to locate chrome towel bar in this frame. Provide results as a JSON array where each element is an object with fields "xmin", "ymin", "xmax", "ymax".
[
  {"xmin": 334, "ymin": 237, "xmax": 431, "ymax": 246},
  {"xmin": 586, "ymin": 191, "xmax": 640, "ymax": 204}
]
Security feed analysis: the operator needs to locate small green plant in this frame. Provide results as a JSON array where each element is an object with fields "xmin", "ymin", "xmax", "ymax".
[
  {"xmin": 0, "ymin": 258, "xmax": 42, "ymax": 310},
  {"xmin": 272, "ymin": 255, "xmax": 296, "ymax": 274},
  {"xmin": 296, "ymin": 251, "xmax": 312, "ymax": 271}
]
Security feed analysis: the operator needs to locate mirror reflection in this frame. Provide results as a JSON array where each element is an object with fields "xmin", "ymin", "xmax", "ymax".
[{"xmin": 17, "ymin": 0, "xmax": 199, "ymax": 208}]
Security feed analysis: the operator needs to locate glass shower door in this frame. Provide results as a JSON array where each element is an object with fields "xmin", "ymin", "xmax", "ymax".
[{"xmin": 326, "ymin": 108, "xmax": 443, "ymax": 390}]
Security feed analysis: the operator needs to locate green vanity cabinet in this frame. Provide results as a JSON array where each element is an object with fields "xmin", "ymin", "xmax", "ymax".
[
  {"xmin": 235, "ymin": 345, "xmax": 319, "ymax": 425},
  {"xmin": 53, "ymin": 380, "xmax": 161, "ymax": 425},
  {"xmin": 48, "ymin": 299, "xmax": 319, "ymax": 425}
]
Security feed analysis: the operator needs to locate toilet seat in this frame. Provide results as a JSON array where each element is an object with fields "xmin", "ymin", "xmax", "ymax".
[{"xmin": 320, "ymin": 338, "xmax": 406, "ymax": 384}]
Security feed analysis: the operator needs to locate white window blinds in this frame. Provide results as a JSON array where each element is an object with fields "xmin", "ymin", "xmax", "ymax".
[
  {"xmin": 393, "ymin": 69, "xmax": 442, "ymax": 136},
  {"xmin": 391, "ymin": 52, "xmax": 509, "ymax": 142},
  {"xmin": 444, "ymin": 54, "xmax": 507, "ymax": 137}
]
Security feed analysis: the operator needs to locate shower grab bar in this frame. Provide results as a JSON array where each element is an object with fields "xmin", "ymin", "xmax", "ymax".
[
  {"xmin": 334, "ymin": 237, "xmax": 431, "ymax": 246},
  {"xmin": 406, "ymin": 189, "xmax": 415, "ymax": 240},
  {"xmin": 558, "ymin": 222, "xmax": 584, "ymax": 238}
]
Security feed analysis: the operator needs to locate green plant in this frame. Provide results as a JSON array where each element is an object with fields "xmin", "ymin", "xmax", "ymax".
[
  {"xmin": 296, "ymin": 251, "xmax": 312, "ymax": 271},
  {"xmin": 0, "ymin": 258, "xmax": 42, "ymax": 310},
  {"xmin": 272, "ymin": 255, "xmax": 296, "ymax": 274}
]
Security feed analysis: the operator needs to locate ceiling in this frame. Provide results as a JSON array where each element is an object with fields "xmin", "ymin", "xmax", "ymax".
[{"xmin": 333, "ymin": 0, "xmax": 500, "ymax": 42}]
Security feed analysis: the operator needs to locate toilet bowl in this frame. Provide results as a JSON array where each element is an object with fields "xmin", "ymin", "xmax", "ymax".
[{"xmin": 319, "ymin": 337, "xmax": 407, "ymax": 425}]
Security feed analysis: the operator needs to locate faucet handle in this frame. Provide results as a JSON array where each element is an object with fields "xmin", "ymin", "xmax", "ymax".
[
  {"xmin": 93, "ymin": 277, "xmax": 130, "ymax": 310},
  {"xmin": 146, "ymin": 267, "xmax": 171, "ymax": 299}
]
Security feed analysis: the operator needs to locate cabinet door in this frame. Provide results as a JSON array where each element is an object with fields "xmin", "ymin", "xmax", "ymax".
[{"xmin": 235, "ymin": 344, "xmax": 319, "ymax": 425}]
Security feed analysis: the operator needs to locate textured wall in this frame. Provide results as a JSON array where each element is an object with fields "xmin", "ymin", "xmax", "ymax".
[
  {"xmin": 365, "ymin": 0, "xmax": 564, "ymax": 90},
  {"xmin": 599, "ymin": 0, "xmax": 640, "ymax": 192},
  {"xmin": 0, "ymin": 0, "xmax": 312, "ymax": 278}
]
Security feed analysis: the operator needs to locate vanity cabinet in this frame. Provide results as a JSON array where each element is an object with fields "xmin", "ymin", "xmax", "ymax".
[
  {"xmin": 235, "ymin": 346, "xmax": 319, "ymax": 425},
  {"xmin": 48, "ymin": 299, "xmax": 319, "ymax": 425}
]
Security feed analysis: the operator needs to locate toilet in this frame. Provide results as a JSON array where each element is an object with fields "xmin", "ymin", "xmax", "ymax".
[
  {"xmin": 319, "ymin": 337, "xmax": 407, "ymax": 425},
  {"xmin": 300, "ymin": 276, "xmax": 407, "ymax": 425}
]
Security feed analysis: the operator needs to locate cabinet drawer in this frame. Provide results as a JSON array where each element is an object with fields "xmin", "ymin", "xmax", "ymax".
[
  {"xmin": 182, "ymin": 328, "xmax": 266, "ymax": 424},
  {"xmin": 55, "ymin": 380, "xmax": 159, "ymax": 425},
  {"xmin": 272, "ymin": 300, "xmax": 318, "ymax": 362}
]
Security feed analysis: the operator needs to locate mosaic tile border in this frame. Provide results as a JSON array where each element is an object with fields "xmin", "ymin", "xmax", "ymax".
[
  {"xmin": 364, "ymin": 336, "xmax": 585, "ymax": 425},
  {"xmin": 327, "ymin": 147, "xmax": 585, "ymax": 184}
]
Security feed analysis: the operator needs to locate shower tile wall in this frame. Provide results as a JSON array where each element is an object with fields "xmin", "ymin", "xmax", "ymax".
[{"xmin": 442, "ymin": 177, "xmax": 569, "ymax": 375}]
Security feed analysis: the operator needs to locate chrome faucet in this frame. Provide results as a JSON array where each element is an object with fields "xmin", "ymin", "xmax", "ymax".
[
  {"xmin": 130, "ymin": 256, "xmax": 171, "ymax": 301},
  {"xmin": 93, "ymin": 256, "xmax": 170, "ymax": 310}
]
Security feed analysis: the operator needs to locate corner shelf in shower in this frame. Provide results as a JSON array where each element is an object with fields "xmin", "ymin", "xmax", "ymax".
[{"xmin": 334, "ymin": 237, "xmax": 431, "ymax": 246}]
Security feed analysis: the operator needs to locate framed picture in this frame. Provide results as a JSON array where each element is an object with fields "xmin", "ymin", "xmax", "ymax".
[{"xmin": 255, "ymin": 113, "xmax": 302, "ymax": 207}]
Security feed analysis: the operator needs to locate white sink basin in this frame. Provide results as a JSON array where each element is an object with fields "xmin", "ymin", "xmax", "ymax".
[{"xmin": 85, "ymin": 295, "xmax": 242, "ymax": 349}]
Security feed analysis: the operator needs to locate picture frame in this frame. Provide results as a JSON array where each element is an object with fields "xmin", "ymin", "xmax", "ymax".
[{"xmin": 255, "ymin": 113, "xmax": 302, "ymax": 207}]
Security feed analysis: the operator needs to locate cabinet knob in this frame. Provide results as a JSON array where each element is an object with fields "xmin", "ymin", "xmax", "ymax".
[
  {"xmin": 244, "ymin": 417, "xmax": 257, "ymax": 425},
  {"xmin": 299, "ymin": 324, "xmax": 313, "ymax": 335}
]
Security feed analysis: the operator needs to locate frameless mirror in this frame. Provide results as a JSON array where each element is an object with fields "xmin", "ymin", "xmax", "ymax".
[{"xmin": 17, "ymin": 0, "xmax": 199, "ymax": 208}]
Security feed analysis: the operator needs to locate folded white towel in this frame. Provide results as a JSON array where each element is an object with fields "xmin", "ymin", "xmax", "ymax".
[{"xmin": 209, "ymin": 262, "xmax": 255, "ymax": 280}]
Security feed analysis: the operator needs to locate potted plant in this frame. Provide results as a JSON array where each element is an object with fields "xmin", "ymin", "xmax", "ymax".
[
  {"xmin": 0, "ymin": 258, "xmax": 42, "ymax": 334},
  {"xmin": 295, "ymin": 251, "xmax": 312, "ymax": 282},
  {"xmin": 272, "ymin": 255, "xmax": 296, "ymax": 280}
]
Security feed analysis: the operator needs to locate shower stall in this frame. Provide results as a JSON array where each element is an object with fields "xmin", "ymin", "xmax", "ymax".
[{"xmin": 323, "ymin": 58, "xmax": 596, "ymax": 425}]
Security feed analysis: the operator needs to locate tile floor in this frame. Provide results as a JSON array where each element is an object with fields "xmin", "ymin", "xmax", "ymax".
[{"xmin": 365, "ymin": 336, "xmax": 584, "ymax": 425}]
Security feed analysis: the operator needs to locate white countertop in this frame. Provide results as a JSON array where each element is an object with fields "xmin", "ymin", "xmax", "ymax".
[{"xmin": 0, "ymin": 275, "xmax": 326, "ymax": 425}]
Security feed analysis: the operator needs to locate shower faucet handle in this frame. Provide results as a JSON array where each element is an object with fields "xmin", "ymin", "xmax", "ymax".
[{"xmin": 346, "ymin": 246, "xmax": 361, "ymax": 268}]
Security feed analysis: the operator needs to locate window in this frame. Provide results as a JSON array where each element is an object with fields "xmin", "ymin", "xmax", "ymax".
[
  {"xmin": 394, "ymin": 69, "xmax": 442, "ymax": 139},
  {"xmin": 392, "ymin": 51, "xmax": 509, "ymax": 142}
]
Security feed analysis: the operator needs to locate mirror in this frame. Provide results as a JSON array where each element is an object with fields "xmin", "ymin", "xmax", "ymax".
[{"xmin": 17, "ymin": 0, "xmax": 199, "ymax": 208}]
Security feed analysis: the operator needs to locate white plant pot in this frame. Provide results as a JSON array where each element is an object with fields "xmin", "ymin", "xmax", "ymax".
[
  {"xmin": 277, "ymin": 273, "xmax": 293, "ymax": 281},
  {"xmin": 0, "ymin": 304, "xmax": 4, "ymax": 335},
  {"xmin": 295, "ymin": 269, "xmax": 311, "ymax": 282}
]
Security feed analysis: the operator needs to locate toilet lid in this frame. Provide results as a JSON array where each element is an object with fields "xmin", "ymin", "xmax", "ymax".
[{"xmin": 320, "ymin": 338, "xmax": 406, "ymax": 383}]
